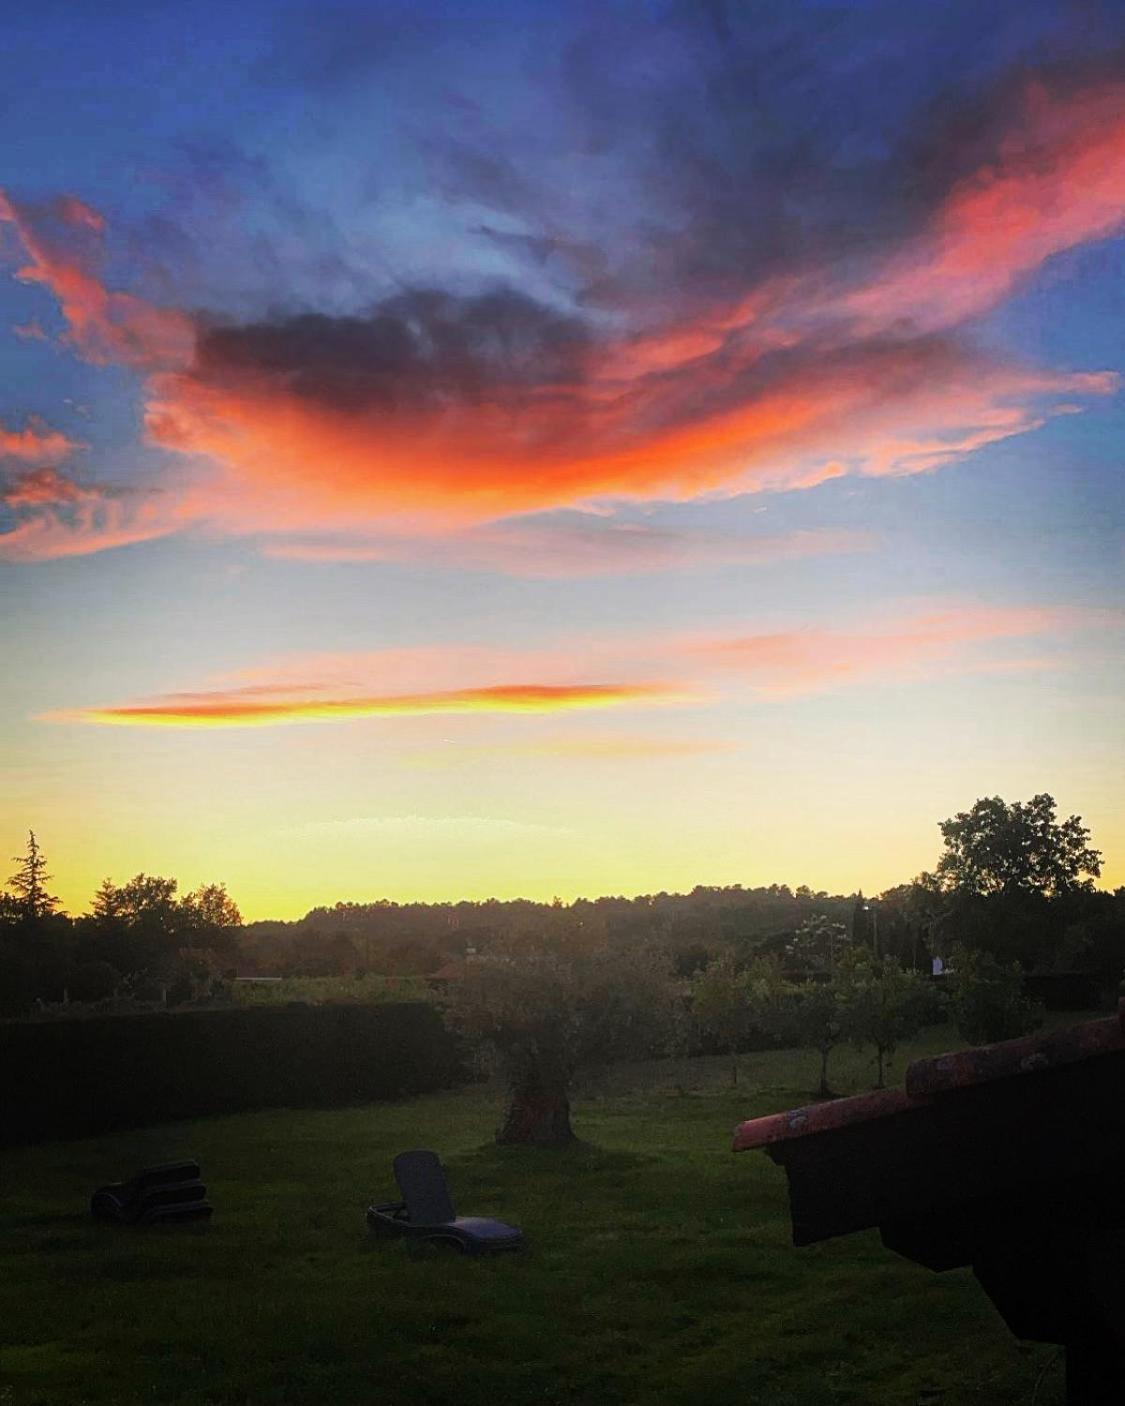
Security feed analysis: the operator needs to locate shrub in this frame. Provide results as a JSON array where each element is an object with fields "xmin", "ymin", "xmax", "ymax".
[{"xmin": 946, "ymin": 946, "xmax": 1044, "ymax": 1044}]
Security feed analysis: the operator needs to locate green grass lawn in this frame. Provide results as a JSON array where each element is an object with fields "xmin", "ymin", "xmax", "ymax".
[{"xmin": 1, "ymin": 1025, "xmax": 1069, "ymax": 1406}]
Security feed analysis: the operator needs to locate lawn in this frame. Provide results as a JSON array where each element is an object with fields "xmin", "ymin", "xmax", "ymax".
[{"xmin": 1, "ymin": 1025, "xmax": 1068, "ymax": 1406}]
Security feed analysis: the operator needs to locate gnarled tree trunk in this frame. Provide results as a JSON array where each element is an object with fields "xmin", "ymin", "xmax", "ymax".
[{"xmin": 496, "ymin": 1058, "xmax": 575, "ymax": 1146}]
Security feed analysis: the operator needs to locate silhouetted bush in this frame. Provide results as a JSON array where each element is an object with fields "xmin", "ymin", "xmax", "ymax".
[
  {"xmin": 946, "ymin": 947, "xmax": 1044, "ymax": 1045},
  {"xmin": 1, "ymin": 1002, "xmax": 469, "ymax": 1147}
]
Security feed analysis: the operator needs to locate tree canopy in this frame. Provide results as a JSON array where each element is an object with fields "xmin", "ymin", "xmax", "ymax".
[{"xmin": 935, "ymin": 793, "xmax": 1101, "ymax": 899}]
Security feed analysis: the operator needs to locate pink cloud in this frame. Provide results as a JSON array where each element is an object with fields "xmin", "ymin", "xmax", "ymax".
[
  {"xmin": 690, "ymin": 605, "xmax": 1085, "ymax": 696},
  {"xmin": 0, "ymin": 189, "xmax": 192, "ymax": 369},
  {"xmin": 0, "ymin": 418, "xmax": 78, "ymax": 466},
  {"xmin": 0, "ymin": 468, "xmax": 178, "ymax": 563},
  {"xmin": 260, "ymin": 522, "xmax": 875, "ymax": 577}
]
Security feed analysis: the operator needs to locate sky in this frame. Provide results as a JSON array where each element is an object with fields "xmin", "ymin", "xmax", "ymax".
[{"xmin": 1, "ymin": 0, "xmax": 1123, "ymax": 919}]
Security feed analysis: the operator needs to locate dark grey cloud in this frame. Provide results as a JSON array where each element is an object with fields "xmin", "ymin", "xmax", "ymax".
[{"xmin": 194, "ymin": 286, "xmax": 592, "ymax": 414}]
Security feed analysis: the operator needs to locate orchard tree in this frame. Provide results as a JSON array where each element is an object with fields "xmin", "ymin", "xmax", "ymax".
[
  {"xmin": 445, "ymin": 932, "xmax": 678, "ymax": 1146},
  {"xmin": 692, "ymin": 952, "xmax": 754, "ymax": 1086},
  {"xmin": 935, "ymin": 794, "xmax": 1101, "ymax": 899},
  {"xmin": 838, "ymin": 952, "xmax": 927, "ymax": 1089},
  {"xmin": 791, "ymin": 981, "xmax": 846, "ymax": 1098}
]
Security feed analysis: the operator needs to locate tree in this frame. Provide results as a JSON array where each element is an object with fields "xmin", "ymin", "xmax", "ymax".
[
  {"xmin": 8, "ymin": 831, "xmax": 58, "ymax": 921},
  {"xmin": 851, "ymin": 893, "xmax": 871, "ymax": 950},
  {"xmin": 791, "ymin": 982, "xmax": 845, "ymax": 1098},
  {"xmin": 445, "ymin": 932, "xmax": 678, "ymax": 1146},
  {"xmin": 692, "ymin": 952, "xmax": 755, "ymax": 1086},
  {"xmin": 935, "ymin": 794, "xmax": 1101, "ymax": 899},
  {"xmin": 182, "ymin": 883, "xmax": 242, "ymax": 933},
  {"xmin": 785, "ymin": 913, "xmax": 848, "ymax": 975},
  {"xmin": 838, "ymin": 952, "xmax": 928, "ymax": 1089}
]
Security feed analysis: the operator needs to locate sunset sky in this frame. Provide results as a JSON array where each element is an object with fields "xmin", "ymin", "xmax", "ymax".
[{"xmin": 2, "ymin": 1, "xmax": 1123, "ymax": 918}]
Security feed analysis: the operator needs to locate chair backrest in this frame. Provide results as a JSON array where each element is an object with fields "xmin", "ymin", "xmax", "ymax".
[
  {"xmin": 129, "ymin": 1162, "xmax": 202, "ymax": 1195},
  {"xmin": 393, "ymin": 1150, "xmax": 456, "ymax": 1225}
]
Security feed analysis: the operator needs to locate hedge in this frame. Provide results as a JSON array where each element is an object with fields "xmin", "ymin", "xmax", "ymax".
[{"xmin": 1, "ymin": 1002, "xmax": 470, "ymax": 1147}]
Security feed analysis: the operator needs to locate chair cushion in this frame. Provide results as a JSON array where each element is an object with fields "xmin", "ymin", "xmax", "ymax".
[{"xmin": 452, "ymin": 1217, "xmax": 523, "ymax": 1242}]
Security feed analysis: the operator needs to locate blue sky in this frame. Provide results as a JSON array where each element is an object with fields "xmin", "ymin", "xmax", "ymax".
[{"xmin": 1, "ymin": 1, "xmax": 1122, "ymax": 914}]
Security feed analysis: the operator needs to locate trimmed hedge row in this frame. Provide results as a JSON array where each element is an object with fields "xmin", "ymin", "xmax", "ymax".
[{"xmin": 1, "ymin": 1002, "xmax": 470, "ymax": 1147}]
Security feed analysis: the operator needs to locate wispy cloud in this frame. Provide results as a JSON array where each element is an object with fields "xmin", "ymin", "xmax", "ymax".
[
  {"xmin": 689, "ymin": 605, "xmax": 1088, "ymax": 696},
  {"xmin": 0, "ymin": 190, "xmax": 192, "ymax": 369},
  {"xmin": 260, "ymin": 521, "xmax": 874, "ymax": 577},
  {"xmin": 0, "ymin": 467, "xmax": 178, "ymax": 563}
]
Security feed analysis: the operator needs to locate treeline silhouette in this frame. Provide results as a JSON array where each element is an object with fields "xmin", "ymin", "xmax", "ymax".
[{"xmin": 2, "ymin": 794, "xmax": 1122, "ymax": 1018}]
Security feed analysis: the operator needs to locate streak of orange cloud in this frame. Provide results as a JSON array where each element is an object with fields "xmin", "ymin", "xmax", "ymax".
[
  {"xmin": 51, "ymin": 682, "xmax": 688, "ymax": 728},
  {"xmin": 40, "ymin": 600, "xmax": 1094, "ymax": 742}
]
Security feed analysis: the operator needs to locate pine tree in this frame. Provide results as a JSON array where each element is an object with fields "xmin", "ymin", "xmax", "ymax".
[{"xmin": 8, "ymin": 831, "xmax": 59, "ymax": 921}]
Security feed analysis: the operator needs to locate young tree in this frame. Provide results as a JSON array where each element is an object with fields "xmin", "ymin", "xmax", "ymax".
[
  {"xmin": 8, "ymin": 831, "xmax": 59, "ymax": 921},
  {"xmin": 445, "ymin": 933, "xmax": 678, "ymax": 1146},
  {"xmin": 838, "ymin": 952, "xmax": 927, "ymax": 1089},
  {"xmin": 692, "ymin": 952, "xmax": 754, "ymax": 1086},
  {"xmin": 936, "ymin": 794, "xmax": 1102, "ymax": 899},
  {"xmin": 791, "ymin": 981, "xmax": 845, "ymax": 1098}
]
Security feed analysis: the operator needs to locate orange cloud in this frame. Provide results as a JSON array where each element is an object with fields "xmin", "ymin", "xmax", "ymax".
[
  {"xmin": 142, "ymin": 336, "xmax": 1113, "ymax": 531},
  {"xmin": 0, "ymin": 418, "xmax": 78, "ymax": 465},
  {"xmin": 51, "ymin": 682, "xmax": 686, "ymax": 728}
]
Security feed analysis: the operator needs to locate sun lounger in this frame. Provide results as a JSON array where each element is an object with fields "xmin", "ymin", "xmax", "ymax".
[{"xmin": 366, "ymin": 1149, "xmax": 523, "ymax": 1254}]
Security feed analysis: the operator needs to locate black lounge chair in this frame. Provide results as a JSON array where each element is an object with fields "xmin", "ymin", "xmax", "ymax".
[
  {"xmin": 366, "ymin": 1149, "xmax": 523, "ymax": 1254},
  {"xmin": 91, "ymin": 1160, "xmax": 212, "ymax": 1226}
]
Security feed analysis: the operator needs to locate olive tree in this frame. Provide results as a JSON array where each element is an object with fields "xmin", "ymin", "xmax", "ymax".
[{"xmin": 444, "ymin": 933, "xmax": 678, "ymax": 1146}]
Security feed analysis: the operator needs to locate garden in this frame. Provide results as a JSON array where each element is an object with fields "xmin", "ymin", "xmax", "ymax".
[{"xmin": 1, "ymin": 1031, "xmax": 1068, "ymax": 1406}]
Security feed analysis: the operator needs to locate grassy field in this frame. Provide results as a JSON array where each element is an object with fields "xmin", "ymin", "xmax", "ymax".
[{"xmin": 1, "ymin": 1026, "xmax": 1068, "ymax": 1406}]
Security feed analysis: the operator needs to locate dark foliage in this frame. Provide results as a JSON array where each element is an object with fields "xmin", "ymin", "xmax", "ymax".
[{"xmin": 0, "ymin": 1002, "xmax": 469, "ymax": 1147}]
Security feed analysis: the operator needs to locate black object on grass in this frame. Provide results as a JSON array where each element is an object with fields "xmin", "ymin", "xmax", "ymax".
[
  {"xmin": 367, "ymin": 1149, "xmax": 523, "ymax": 1254},
  {"xmin": 91, "ymin": 1160, "xmax": 212, "ymax": 1225}
]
